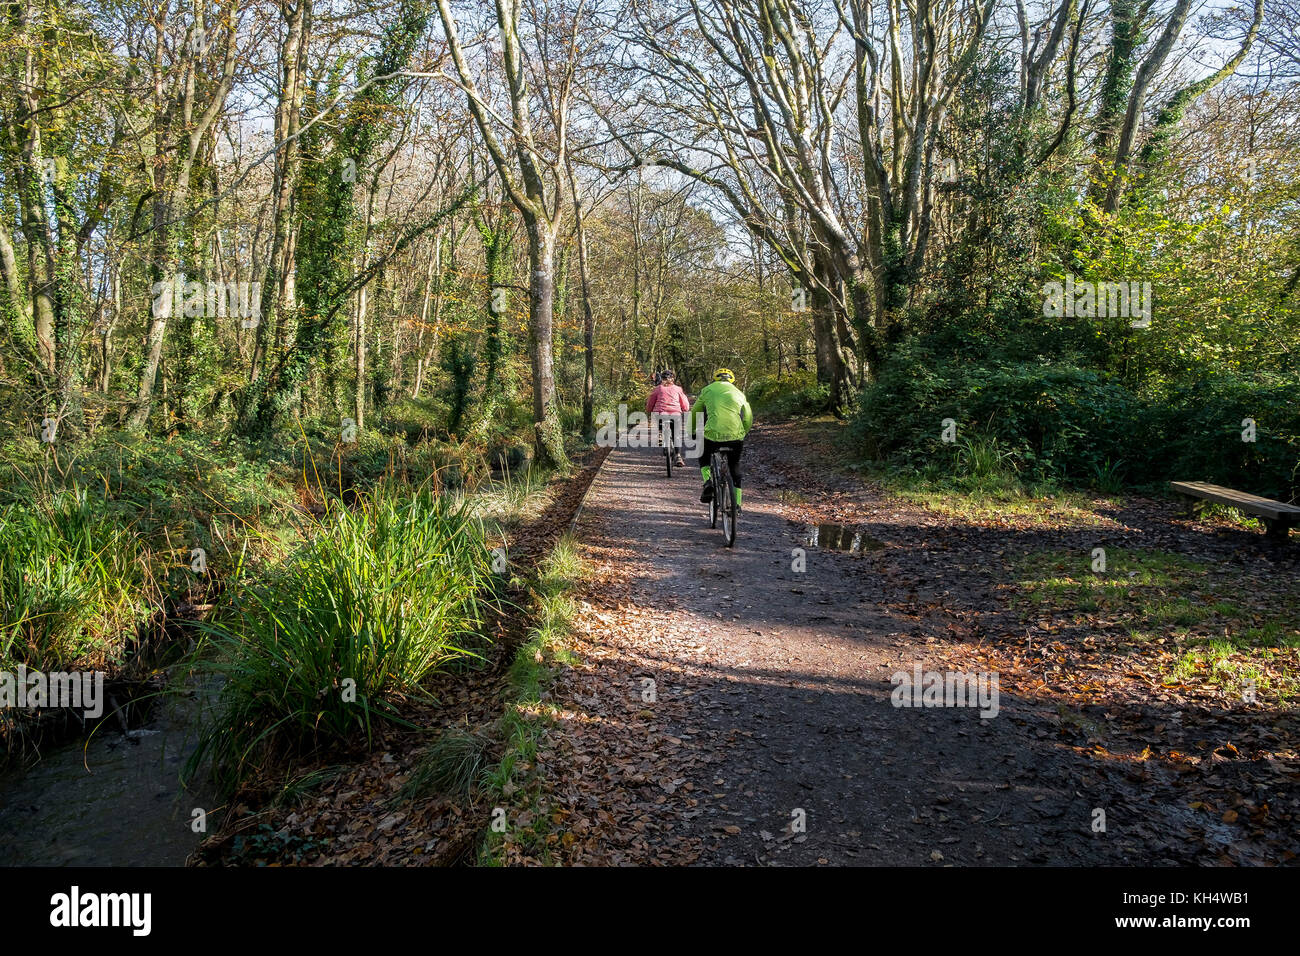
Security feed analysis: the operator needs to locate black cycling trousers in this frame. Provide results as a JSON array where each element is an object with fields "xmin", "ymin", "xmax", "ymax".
[{"xmin": 699, "ymin": 438, "xmax": 744, "ymax": 488}]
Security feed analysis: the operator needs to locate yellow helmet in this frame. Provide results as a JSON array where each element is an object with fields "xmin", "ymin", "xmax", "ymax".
[{"xmin": 713, "ymin": 368, "xmax": 735, "ymax": 383}]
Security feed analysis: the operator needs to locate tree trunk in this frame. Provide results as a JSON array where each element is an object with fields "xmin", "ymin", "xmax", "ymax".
[
  {"xmin": 354, "ymin": 283, "xmax": 367, "ymax": 433},
  {"xmin": 527, "ymin": 217, "xmax": 566, "ymax": 467},
  {"xmin": 249, "ymin": 0, "xmax": 309, "ymax": 390},
  {"xmin": 574, "ymin": 200, "xmax": 596, "ymax": 438},
  {"xmin": 412, "ymin": 233, "xmax": 440, "ymax": 397}
]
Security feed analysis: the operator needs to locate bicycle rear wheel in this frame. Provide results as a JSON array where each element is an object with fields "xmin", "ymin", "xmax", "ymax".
[
  {"xmin": 719, "ymin": 466, "xmax": 737, "ymax": 547},
  {"xmin": 709, "ymin": 454, "xmax": 720, "ymax": 528},
  {"xmin": 665, "ymin": 442, "xmax": 673, "ymax": 478}
]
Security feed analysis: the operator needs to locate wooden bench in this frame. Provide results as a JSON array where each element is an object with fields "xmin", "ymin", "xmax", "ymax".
[{"xmin": 1170, "ymin": 481, "xmax": 1300, "ymax": 540}]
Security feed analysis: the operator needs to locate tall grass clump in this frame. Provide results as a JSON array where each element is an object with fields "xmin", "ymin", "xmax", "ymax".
[
  {"xmin": 0, "ymin": 489, "xmax": 151, "ymax": 673},
  {"xmin": 191, "ymin": 486, "xmax": 499, "ymax": 791},
  {"xmin": 952, "ymin": 435, "xmax": 1020, "ymax": 492}
]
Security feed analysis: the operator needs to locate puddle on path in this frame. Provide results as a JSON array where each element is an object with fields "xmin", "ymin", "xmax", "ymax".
[{"xmin": 802, "ymin": 523, "xmax": 885, "ymax": 554}]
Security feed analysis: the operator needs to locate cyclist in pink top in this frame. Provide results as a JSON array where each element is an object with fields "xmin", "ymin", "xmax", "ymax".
[{"xmin": 646, "ymin": 369, "xmax": 690, "ymax": 467}]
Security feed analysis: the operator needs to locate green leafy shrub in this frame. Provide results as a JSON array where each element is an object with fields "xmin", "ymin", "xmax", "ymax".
[
  {"xmin": 0, "ymin": 429, "xmax": 298, "ymax": 577},
  {"xmin": 749, "ymin": 371, "xmax": 830, "ymax": 418},
  {"xmin": 380, "ymin": 396, "xmax": 451, "ymax": 444},
  {"xmin": 854, "ymin": 345, "xmax": 1141, "ymax": 482},
  {"xmin": 1150, "ymin": 373, "xmax": 1300, "ymax": 500},
  {"xmin": 854, "ymin": 343, "xmax": 1300, "ymax": 499}
]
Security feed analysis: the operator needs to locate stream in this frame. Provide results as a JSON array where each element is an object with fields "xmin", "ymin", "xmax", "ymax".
[{"xmin": 0, "ymin": 687, "xmax": 216, "ymax": 867}]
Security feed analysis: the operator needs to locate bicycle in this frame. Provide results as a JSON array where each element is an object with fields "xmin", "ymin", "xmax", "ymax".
[
  {"xmin": 708, "ymin": 446, "xmax": 738, "ymax": 547},
  {"xmin": 660, "ymin": 416, "xmax": 676, "ymax": 478},
  {"xmin": 657, "ymin": 414, "xmax": 685, "ymax": 478}
]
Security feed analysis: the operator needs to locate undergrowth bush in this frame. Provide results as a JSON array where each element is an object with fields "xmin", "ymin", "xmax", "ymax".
[
  {"xmin": 749, "ymin": 371, "xmax": 830, "ymax": 418},
  {"xmin": 853, "ymin": 343, "xmax": 1299, "ymax": 499}
]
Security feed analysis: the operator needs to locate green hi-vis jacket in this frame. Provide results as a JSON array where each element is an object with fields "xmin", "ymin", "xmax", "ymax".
[{"xmin": 689, "ymin": 380, "xmax": 753, "ymax": 443}]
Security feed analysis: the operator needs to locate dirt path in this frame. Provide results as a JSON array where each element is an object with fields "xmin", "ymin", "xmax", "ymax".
[{"xmin": 507, "ymin": 423, "xmax": 1235, "ymax": 866}]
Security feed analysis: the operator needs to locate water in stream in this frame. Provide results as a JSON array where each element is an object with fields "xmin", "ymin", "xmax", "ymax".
[{"xmin": 0, "ymin": 689, "xmax": 215, "ymax": 866}]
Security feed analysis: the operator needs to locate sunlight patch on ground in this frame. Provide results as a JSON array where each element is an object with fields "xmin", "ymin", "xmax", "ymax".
[{"xmin": 1013, "ymin": 548, "xmax": 1300, "ymax": 701}]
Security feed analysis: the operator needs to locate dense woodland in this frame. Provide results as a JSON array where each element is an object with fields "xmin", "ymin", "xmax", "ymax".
[
  {"xmin": 2, "ymin": 0, "xmax": 1295, "ymax": 469},
  {"xmin": 1, "ymin": 0, "xmax": 1298, "ymax": 790}
]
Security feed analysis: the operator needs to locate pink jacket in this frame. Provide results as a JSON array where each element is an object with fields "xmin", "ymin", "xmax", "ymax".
[{"xmin": 646, "ymin": 383, "xmax": 690, "ymax": 416}]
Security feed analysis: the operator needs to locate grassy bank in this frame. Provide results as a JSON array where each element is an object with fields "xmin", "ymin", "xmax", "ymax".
[
  {"xmin": 0, "ymin": 490, "xmax": 155, "ymax": 675},
  {"xmin": 478, "ymin": 535, "xmax": 585, "ymax": 865},
  {"xmin": 0, "ymin": 419, "xmax": 554, "ymax": 771}
]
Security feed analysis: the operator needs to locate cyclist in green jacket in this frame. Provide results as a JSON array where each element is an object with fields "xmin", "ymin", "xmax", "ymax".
[{"xmin": 689, "ymin": 368, "xmax": 753, "ymax": 510}]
